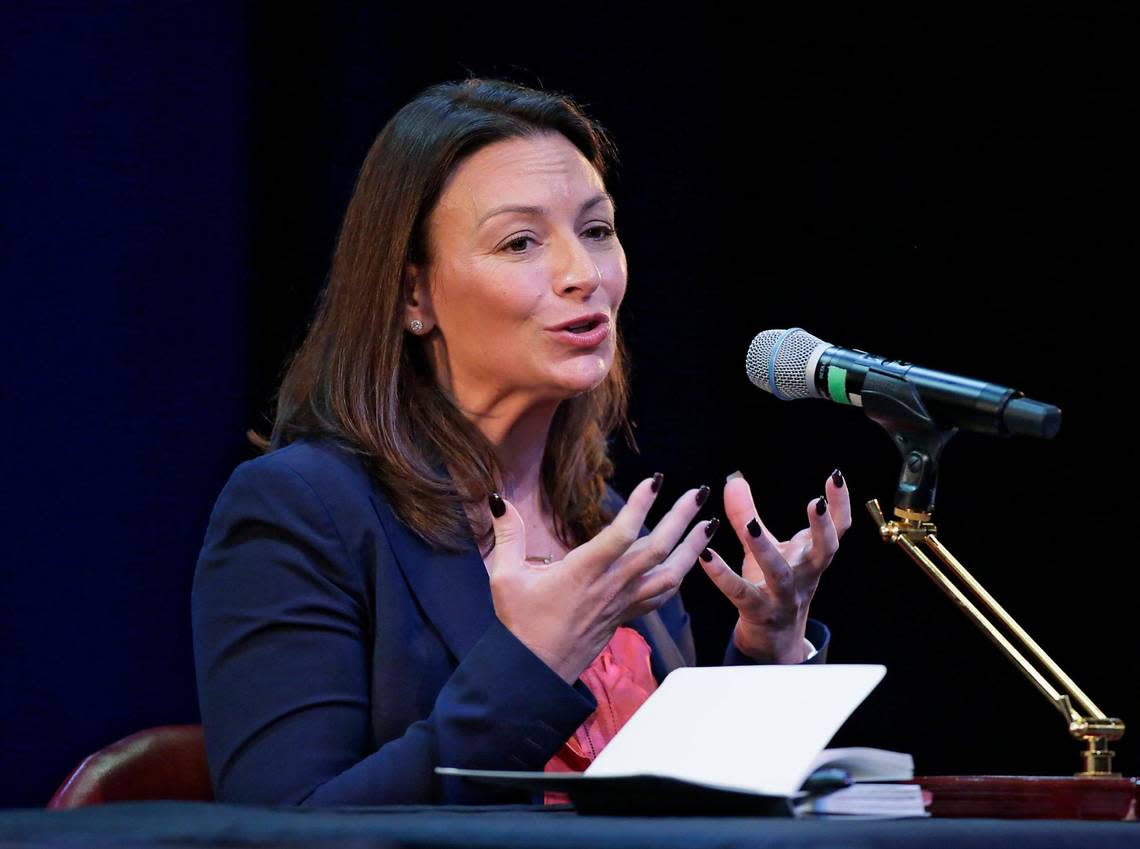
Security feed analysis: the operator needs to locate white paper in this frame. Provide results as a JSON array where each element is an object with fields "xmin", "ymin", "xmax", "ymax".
[{"xmin": 583, "ymin": 664, "xmax": 887, "ymax": 797}]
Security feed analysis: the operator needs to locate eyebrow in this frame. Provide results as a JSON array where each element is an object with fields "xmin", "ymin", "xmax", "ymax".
[{"xmin": 477, "ymin": 192, "xmax": 616, "ymax": 228}]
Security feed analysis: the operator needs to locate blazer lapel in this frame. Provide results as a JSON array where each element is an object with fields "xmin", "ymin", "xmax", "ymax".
[
  {"xmin": 371, "ymin": 494, "xmax": 495, "ymax": 664},
  {"xmin": 628, "ymin": 611, "xmax": 688, "ymax": 682},
  {"xmin": 371, "ymin": 489, "xmax": 690, "ymax": 683}
]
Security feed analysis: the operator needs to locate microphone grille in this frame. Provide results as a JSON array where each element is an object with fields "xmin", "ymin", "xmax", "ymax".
[{"xmin": 745, "ymin": 328, "xmax": 825, "ymax": 400}]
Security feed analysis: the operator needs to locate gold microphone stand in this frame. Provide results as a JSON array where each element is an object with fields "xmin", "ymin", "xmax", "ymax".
[
  {"xmin": 865, "ymin": 499, "xmax": 1124, "ymax": 777},
  {"xmin": 854, "ymin": 367, "xmax": 1124, "ymax": 779}
]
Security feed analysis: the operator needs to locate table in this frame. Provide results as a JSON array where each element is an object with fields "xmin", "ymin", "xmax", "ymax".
[{"xmin": 0, "ymin": 802, "xmax": 1137, "ymax": 848}]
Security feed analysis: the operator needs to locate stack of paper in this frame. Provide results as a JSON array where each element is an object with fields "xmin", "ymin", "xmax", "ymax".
[{"xmin": 798, "ymin": 783, "xmax": 928, "ymax": 817}]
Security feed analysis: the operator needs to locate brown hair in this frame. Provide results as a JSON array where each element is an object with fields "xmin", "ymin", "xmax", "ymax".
[{"xmin": 256, "ymin": 78, "xmax": 632, "ymax": 552}]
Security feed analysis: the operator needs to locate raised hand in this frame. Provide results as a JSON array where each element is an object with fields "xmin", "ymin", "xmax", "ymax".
[
  {"xmin": 486, "ymin": 476, "xmax": 715, "ymax": 684},
  {"xmin": 698, "ymin": 469, "xmax": 851, "ymax": 663}
]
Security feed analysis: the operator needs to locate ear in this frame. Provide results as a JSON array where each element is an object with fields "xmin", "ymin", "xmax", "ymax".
[{"xmin": 403, "ymin": 262, "xmax": 436, "ymax": 333}]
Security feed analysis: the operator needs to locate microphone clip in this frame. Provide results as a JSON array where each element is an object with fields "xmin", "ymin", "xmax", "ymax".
[{"xmin": 859, "ymin": 368, "xmax": 959, "ymax": 517}]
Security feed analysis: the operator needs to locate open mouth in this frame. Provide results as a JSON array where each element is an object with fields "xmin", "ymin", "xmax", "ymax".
[
  {"xmin": 564, "ymin": 319, "xmax": 601, "ymax": 333},
  {"xmin": 551, "ymin": 314, "xmax": 608, "ymax": 333},
  {"xmin": 548, "ymin": 314, "xmax": 610, "ymax": 347}
]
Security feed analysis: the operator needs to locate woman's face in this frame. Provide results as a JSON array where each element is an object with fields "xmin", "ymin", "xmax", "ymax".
[{"xmin": 407, "ymin": 132, "xmax": 627, "ymax": 410}]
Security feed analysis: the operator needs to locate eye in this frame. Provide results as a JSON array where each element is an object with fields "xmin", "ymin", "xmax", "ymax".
[
  {"xmin": 500, "ymin": 234, "xmax": 538, "ymax": 254},
  {"xmin": 583, "ymin": 223, "xmax": 616, "ymax": 241}
]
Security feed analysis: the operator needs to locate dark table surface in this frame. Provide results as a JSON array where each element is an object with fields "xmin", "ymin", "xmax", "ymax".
[{"xmin": 0, "ymin": 802, "xmax": 1138, "ymax": 848}]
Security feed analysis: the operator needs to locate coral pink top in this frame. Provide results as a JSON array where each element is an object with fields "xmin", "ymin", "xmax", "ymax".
[{"xmin": 542, "ymin": 626, "xmax": 657, "ymax": 805}]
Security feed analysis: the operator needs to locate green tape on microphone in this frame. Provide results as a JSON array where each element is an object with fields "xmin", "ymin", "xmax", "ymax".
[{"xmin": 827, "ymin": 366, "xmax": 852, "ymax": 404}]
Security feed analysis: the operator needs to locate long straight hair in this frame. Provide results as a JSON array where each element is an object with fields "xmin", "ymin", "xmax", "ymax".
[{"xmin": 259, "ymin": 78, "xmax": 632, "ymax": 552}]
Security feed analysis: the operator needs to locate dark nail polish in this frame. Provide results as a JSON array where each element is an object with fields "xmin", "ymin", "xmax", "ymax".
[
  {"xmin": 747, "ymin": 518, "xmax": 763, "ymax": 538},
  {"xmin": 831, "ymin": 468, "xmax": 845, "ymax": 488},
  {"xmin": 699, "ymin": 548, "xmax": 713, "ymax": 562},
  {"xmin": 651, "ymin": 472, "xmax": 664, "ymax": 493},
  {"xmin": 488, "ymin": 491, "xmax": 506, "ymax": 519},
  {"xmin": 704, "ymin": 517, "xmax": 720, "ymax": 538},
  {"xmin": 695, "ymin": 484, "xmax": 710, "ymax": 506},
  {"xmin": 815, "ymin": 495, "xmax": 828, "ymax": 515}
]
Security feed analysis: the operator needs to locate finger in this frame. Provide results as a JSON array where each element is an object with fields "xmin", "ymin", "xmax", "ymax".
[
  {"xmin": 774, "ymin": 527, "xmax": 812, "ymax": 568},
  {"xmin": 625, "ymin": 586, "xmax": 675, "ymax": 620},
  {"xmin": 486, "ymin": 492, "xmax": 527, "ymax": 575},
  {"xmin": 804, "ymin": 493, "xmax": 839, "ymax": 575},
  {"xmin": 724, "ymin": 474, "xmax": 794, "ymax": 599},
  {"xmin": 722, "ymin": 472, "xmax": 756, "ymax": 531},
  {"xmin": 614, "ymin": 484, "xmax": 709, "ymax": 581},
  {"xmin": 740, "ymin": 517, "xmax": 795, "ymax": 600},
  {"xmin": 628, "ymin": 515, "xmax": 717, "ymax": 604},
  {"xmin": 697, "ymin": 547, "xmax": 762, "ymax": 612},
  {"xmin": 722, "ymin": 473, "xmax": 777, "ymax": 545},
  {"xmin": 825, "ymin": 468, "xmax": 853, "ymax": 538},
  {"xmin": 567, "ymin": 474, "xmax": 663, "ymax": 575}
]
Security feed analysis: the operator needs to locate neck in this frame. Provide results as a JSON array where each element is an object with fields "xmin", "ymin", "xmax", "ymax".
[
  {"xmin": 485, "ymin": 401, "xmax": 557, "ymax": 510},
  {"xmin": 427, "ymin": 340, "xmax": 559, "ymax": 511},
  {"xmin": 450, "ymin": 388, "xmax": 559, "ymax": 509}
]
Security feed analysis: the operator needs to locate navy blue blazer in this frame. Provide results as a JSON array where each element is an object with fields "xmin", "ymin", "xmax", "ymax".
[{"xmin": 192, "ymin": 437, "xmax": 830, "ymax": 806}]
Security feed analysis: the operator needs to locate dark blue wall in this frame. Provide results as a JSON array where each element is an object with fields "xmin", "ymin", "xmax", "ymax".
[
  {"xmin": 3, "ymin": 3, "xmax": 252, "ymax": 805},
  {"xmin": 3, "ymin": 5, "xmax": 1135, "ymax": 807}
]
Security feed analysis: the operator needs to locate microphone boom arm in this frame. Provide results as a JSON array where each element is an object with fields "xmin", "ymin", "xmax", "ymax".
[{"xmin": 860, "ymin": 371, "xmax": 1124, "ymax": 777}]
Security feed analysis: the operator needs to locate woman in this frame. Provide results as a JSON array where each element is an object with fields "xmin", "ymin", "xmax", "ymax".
[{"xmin": 192, "ymin": 78, "xmax": 850, "ymax": 806}]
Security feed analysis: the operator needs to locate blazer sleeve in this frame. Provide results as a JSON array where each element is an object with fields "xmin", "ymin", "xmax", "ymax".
[{"xmin": 192, "ymin": 456, "xmax": 596, "ymax": 806}]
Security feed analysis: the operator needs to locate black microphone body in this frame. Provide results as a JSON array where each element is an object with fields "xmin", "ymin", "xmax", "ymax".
[
  {"xmin": 747, "ymin": 329, "xmax": 1061, "ymax": 439},
  {"xmin": 819, "ymin": 347, "xmax": 1027, "ymax": 437}
]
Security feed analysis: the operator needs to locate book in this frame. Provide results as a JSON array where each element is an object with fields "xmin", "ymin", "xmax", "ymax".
[
  {"xmin": 438, "ymin": 664, "xmax": 922, "ymax": 816},
  {"xmin": 796, "ymin": 782, "xmax": 928, "ymax": 817}
]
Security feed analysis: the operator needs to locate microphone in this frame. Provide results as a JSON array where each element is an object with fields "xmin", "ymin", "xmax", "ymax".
[{"xmin": 745, "ymin": 328, "xmax": 1061, "ymax": 439}]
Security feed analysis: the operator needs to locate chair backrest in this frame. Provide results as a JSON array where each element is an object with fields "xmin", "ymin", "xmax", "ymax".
[{"xmin": 47, "ymin": 724, "xmax": 214, "ymax": 808}]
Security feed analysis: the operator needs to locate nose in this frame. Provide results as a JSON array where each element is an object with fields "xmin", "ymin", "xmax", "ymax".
[{"xmin": 552, "ymin": 232, "xmax": 603, "ymax": 299}]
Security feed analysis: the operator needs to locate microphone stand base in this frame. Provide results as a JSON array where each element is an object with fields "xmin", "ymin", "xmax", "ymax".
[{"xmin": 910, "ymin": 774, "xmax": 1138, "ymax": 820}]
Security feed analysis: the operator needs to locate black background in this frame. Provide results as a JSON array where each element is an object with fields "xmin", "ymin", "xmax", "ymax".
[{"xmin": 3, "ymin": 4, "xmax": 1135, "ymax": 807}]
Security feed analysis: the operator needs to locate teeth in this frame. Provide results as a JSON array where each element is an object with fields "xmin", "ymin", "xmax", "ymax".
[{"xmin": 566, "ymin": 322, "xmax": 593, "ymax": 332}]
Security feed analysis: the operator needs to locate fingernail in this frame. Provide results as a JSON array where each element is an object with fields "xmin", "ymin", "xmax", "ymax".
[
  {"xmin": 488, "ymin": 491, "xmax": 506, "ymax": 519},
  {"xmin": 699, "ymin": 548, "xmax": 713, "ymax": 562},
  {"xmin": 726, "ymin": 470, "xmax": 743, "ymax": 482},
  {"xmin": 651, "ymin": 472, "xmax": 664, "ymax": 493},
  {"xmin": 747, "ymin": 518, "xmax": 763, "ymax": 538},
  {"xmin": 831, "ymin": 468, "xmax": 845, "ymax": 488},
  {"xmin": 815, "ymin": 495, "xmax": 828, "ymax": 515},
  {"xmin": 704, "ymin": 517, "xmax": 720, "ymax": 538},
  {"xmin": 695, "ymin": 484, "xmax": 710, "ymax": 506}
]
